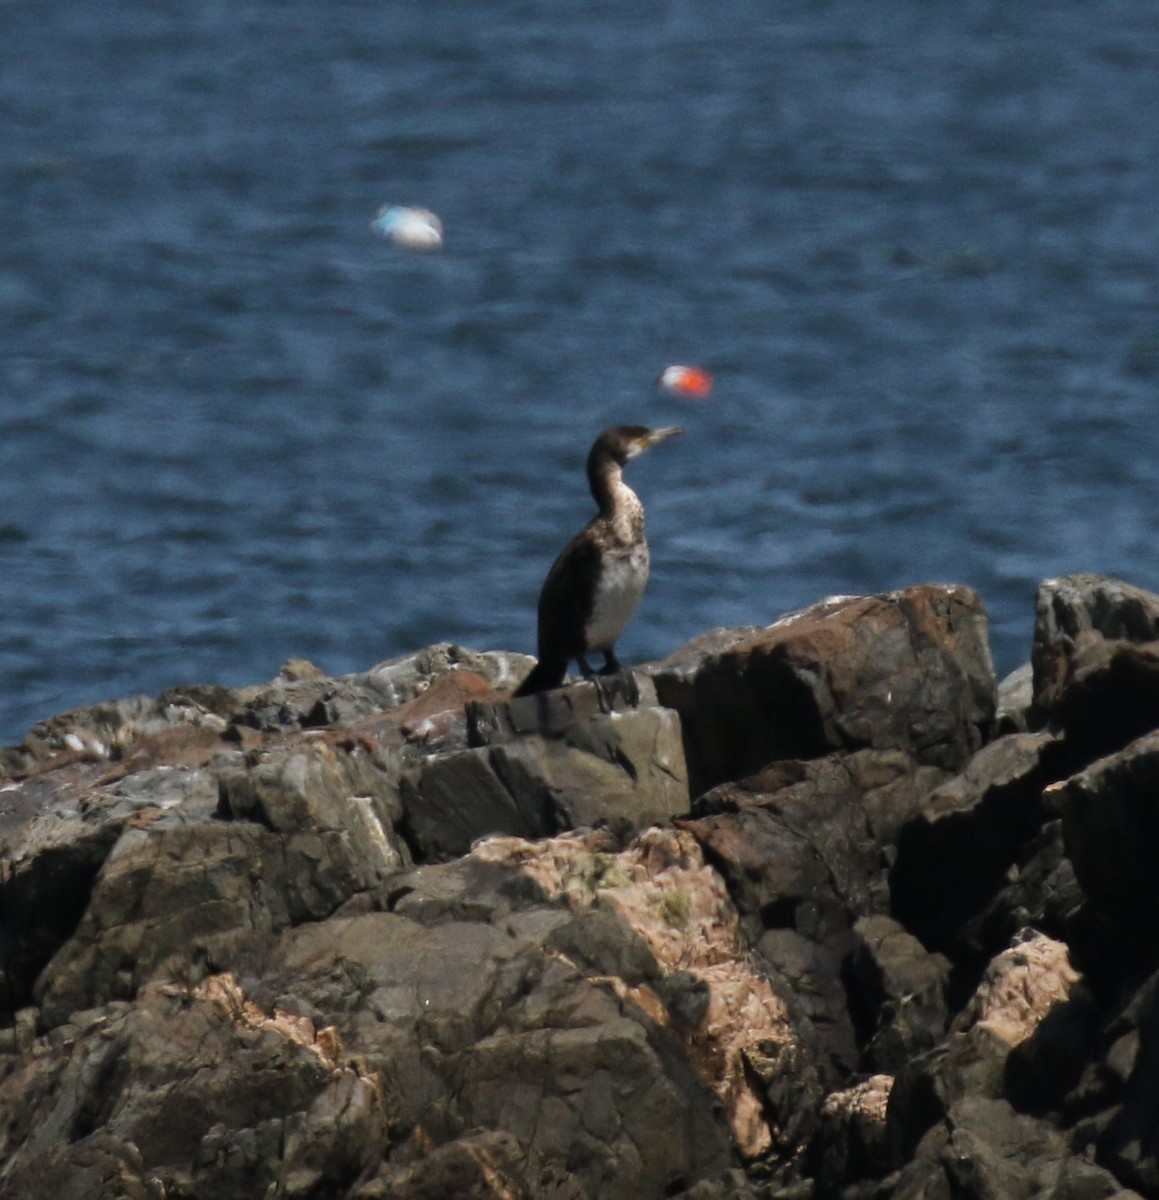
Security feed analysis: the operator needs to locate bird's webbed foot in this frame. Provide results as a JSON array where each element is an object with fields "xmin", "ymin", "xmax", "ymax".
[
  {"xmin": 578, "ymin": 652, "xmax": 638, "ymax": 711},
  {"xmin": 594, "ymin": 670, "xmax": 640, "ymax": 712}
]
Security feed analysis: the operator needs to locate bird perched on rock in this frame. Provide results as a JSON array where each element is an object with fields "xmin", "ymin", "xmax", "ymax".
[{"xmin": 514, "ymin": 424, "xmax": 684, "ymax": 697}]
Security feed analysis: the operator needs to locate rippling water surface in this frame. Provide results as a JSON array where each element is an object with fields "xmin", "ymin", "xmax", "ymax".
[{"xmin": 3, "ymin": 0, "xmax": 1159, "ymax": 741}]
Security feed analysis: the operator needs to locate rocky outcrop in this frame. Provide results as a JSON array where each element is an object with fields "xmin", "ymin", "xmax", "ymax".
[
  {"xmin": 5, "ymin": 577, "xmax": 1159, "ymax": 1198},
  {"xmin": 1032, "ymin": 575, "xmax": 1159, "ymax": 761},
  {"xmin": 406, "ymin": 678, "xmax": 689, "ymax": 859},
  {"xmin": 887, "ymin": 930, "xmax": 1086, "ymax": 1159},
  {"xmin": 1048, "ymin": 731, "xmax": 1159, "ymax": 971},
  {"xmin": 889, "ymin": 730, "xmax": 1064, "ymax": 969},
  {"xmin": 647, "ymin": 584, "xmax": 996, "ymax": 792}
]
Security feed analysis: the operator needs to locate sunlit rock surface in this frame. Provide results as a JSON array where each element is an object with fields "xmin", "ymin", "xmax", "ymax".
[{"xmin": 4, "ymin": 579, "xmax": 1159, "ymax": 1197}]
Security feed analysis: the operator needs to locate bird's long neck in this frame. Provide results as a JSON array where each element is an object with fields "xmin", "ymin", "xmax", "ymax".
[{"xmin": 589, "ymin": 456, "xmax": 644, "ymax": 543}]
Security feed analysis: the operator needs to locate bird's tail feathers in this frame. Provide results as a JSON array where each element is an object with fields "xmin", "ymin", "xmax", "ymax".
[{"xmin": 512, "ymin": 657, "xmax": 568, "ymax": 697}]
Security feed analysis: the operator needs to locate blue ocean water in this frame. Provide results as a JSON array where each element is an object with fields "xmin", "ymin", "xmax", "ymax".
[{"xmin": 3, "ymin": 0, "xmax": 1159, "ymax": 744}]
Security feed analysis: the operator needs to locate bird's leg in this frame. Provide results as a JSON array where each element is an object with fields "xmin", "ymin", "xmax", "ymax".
[
  {"xmin": 590, "ymin": 650, "xmax": 639, "ymax": 712},
  {"xmin": 579, "ymin": 655, "xmax": 622, "ymax": 713},
  {"xmin": 577, "ymin": 652, "xmax": 615, "ymax": 711}
]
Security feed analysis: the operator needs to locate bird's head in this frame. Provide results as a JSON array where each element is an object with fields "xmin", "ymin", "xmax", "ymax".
[{"xmin": 594, "ymin": 425, "xmax": 685, "ymax": 466}]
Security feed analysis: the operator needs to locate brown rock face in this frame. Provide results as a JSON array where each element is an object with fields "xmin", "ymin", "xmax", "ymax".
[
  {"xmin": 681, "ymin": 749, "xmax": 954, "ymax": 1082},
  {"xmin": 887, "ymin": 930, "xmax": 1083, "ymax": 1160},
  {"xmin": 1032, "ymin": 575, "xmax": 1159, "ymax": 710},
  {"xmin": 0, "ymin": 648, "xmax": 729, "ymax": 1200},
  {"xmin": 10, "ymin": 578, "xmax": 1159, "ymax": 1199},
  {"xmin": 889, "ymin": 730, "xmax": 1062, "ymax": 961},
  {"xmin": 649, "ymin": 583, "xmax": 996, "ymax": 792},
  {"xmin": 1049, "ymin": 729, "xmax": 1159, "ymax": 960},
  {"xmin": 0, "ymin": 975, "xmax": 386, "ymax": 1200},
  {"xmin": 1032, "ymin": 575, "xmax": 1159, "ymax": 759}
]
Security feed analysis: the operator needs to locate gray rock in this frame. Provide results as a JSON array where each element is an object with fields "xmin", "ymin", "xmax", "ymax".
[
  {"xmin": 33, "ymin": 822, "xmax": 293, "ymax": 1025},
  {"xmin": 889, "ymin": 1096, "xmax": 1140, "ymax": 1200},
  {"xmin": 1049, "ymin": 729, "xmax": 1159, "ymax": 964},
  {"xmin": 230, "ymin": 643, "xmax": 532, "ymax": 731},
  {"xmin": 358, "ymin": 643, "xmax": 531, "ymax": 711},
  {"xmin": 1, "ymin": 744, "xmax": 242, "ymax": 1018},
  {"xmin": 1032, "ymin": 576, "xmax": 1159, "ymax": 760},
  {"xmin": 0, "ymin": 1130, "xmax": 164, "ymax": 1200},
  {"xmin": 997, "ymin": 662, "xmax": 1037, "ymax": 734},
  {"xmin": 688, "ymin": 751, "xmax": 931, "ymax": 935},
  {"xmin": 759, "ymin": 926, "xmax": 859, "ymax": 1072},
  {"xmin": 890, "ymin": 1097, "xmax": 1069, "ymax": 1200},
  {"xmin": 1096, "ymin": 967, "xmax": 1159, "ymax": 1194},
  {"xmin": 688, "ymin": 771, "xmax": 881, "ymax": 948},
  {"xmin": 888, "ymin": 931, "xmax": 1083, "ymax": 1161},
  {"xmin": 29, "ymin": 732, "xmax": 430, "ymax": 1027},
  {"xmin": 5, "ymin": 832, "xmax": 739, "ymax": 1200},
  {"xmin": 9, "ymin": 592, "xmax": 1159, "ymax": 1200},
  {"xmin": 1033, "ymin": 575, "xmax": 1159, "ymax": 713},
  {"xmin": 263, "ymin": 892, "xmax": 732, "ymax": 1200},
  {"xmin": 1046, "ymin": 1157, "xmax": 1145, "ymax": 1200},
  {"xmin": 648, "ymin": 584, "xmax": 996, "ymax": 791},
  {"xmin": 962, "ymin": 819, "xmax": 1090, "ymax": 991},
  {"xmin": 0, "ymin": 979, "xmax": 379, "ymax": 1200},
  {"xmin": 218, "ymin": 733, "xmax": 410, "ymax": 870},
  {"xmin": 684, "ymin": 751, "xmax": 952, "ymax": 1079},
  {"xmin": 458, "ymin": 1018, "xmax": 713, "ymax": 1198},
  {"xmin": 467, "ymin": 670, "xmax": 656, "ymax": 745},
  {"xmin": 348, "ymin": 1129, "xmax": 529, "ymax": 1199},
  {"xmin": 403, "ymin": 702, "xmax": 689, "ymax": 859},
  {"xmin": 940, "ymin": 1097, "xmax": 1066, "ymax": 1198},
  {"xmin": 890, "ymin": 731, "xmax": 1061, "ymax": 964},
  {"xmin": 8, "ymin": 693, "xmax": 189, "ymax": 771},
  {"xmin": 809, "ymin": 1075, "xmax": 893, "ymax": 1192},
  {"xmin": 846, "ymin": 915, "xmax": 952, "ymax": 1073},
  {"xmin": 2, "ymin": 644, "xmax": 529, "ymax": 768}
]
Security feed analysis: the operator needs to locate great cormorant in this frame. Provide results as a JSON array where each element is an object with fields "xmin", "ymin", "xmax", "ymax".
[{"xmin": 513, "ymin": 424, "xmax": 683, "ymax": 696}]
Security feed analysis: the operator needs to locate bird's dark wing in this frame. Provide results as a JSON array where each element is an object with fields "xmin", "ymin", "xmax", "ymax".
[
  {"xmin": 535, "ymin": 528, "xmax": 603, "ymax": 661},
  {"xmin": 512, "ymin": 656, "xmax": 568, "ymax": 696}
]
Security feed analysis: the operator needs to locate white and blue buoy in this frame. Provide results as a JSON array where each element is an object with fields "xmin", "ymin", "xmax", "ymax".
[{"xmin": 372, "ymin": 205, "xmax": 444, "ymax": 250}]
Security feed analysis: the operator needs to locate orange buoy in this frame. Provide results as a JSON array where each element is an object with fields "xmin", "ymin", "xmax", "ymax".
[{"xmin": 657, "ymin": 364, "xmax": 713, "ymax": 399}]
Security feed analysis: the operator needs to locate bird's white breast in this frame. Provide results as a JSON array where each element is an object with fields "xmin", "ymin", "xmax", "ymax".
[{"xmin": 584, "ymin": 542, "xmax": 650, "ymax": 651}]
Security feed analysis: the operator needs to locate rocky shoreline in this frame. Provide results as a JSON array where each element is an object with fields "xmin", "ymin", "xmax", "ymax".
[{"xmin": 2, "ymin": 574, "xmax": 1159, "ymax": 1198}]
